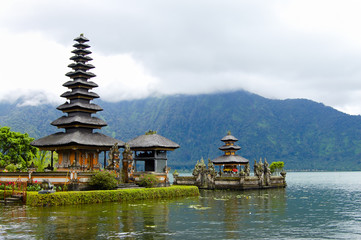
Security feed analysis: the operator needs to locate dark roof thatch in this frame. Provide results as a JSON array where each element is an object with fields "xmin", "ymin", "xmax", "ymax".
[
  {"xmin": 211, "ymin": 155, "xmax": 249, "ymax": 165},
  {"xmin": 128, "ymin": 133, "xmax": 180, "ymax": 150},
  {"xmin": 71, "ymin": 49, "xmax": 92, "ymax": 55},
  {"xmin": 221, "ymin": 134, "xmax": 238, "ymax": 142},
  {"xmin": 63, "ymin": 79, "xmax": 98, "ymax": 88},
  {"xmin": 68, "ymin": 62, "xmax": 95, "ymax": 71},
  {"xmin": 61, "ymin": 90, "xmax": 99, "ymax": 99},
  {"xmin": 74, "ymin": 34, "xmax": 89, "ymax": 43},
  {"xmin": 31, "ymin": 131, "xmax": 124, "ymax": 149},
  {"xmin": 51, "ymin": 115, "xmax": 107, "ymax": 127},
  {"xmin": 65, "ymin": 70, "xmax": 96, "ymax": 79},
  {"xmin": 219, "ymin": 145, "xmax": 241, "ymax": 151},
  {"xmin": 70, "ymin": 55, "xmax": 93, "ymax": 62},
  {"xmin": 57, "ymin": 102, "xmax": 103, "ymax": 112},
  {"xmin": 73, "ymin": 43, "xmax": 90, "ymax": 49}
]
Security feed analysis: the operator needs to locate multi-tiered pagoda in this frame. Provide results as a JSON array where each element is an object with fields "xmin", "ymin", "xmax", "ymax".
[
  {"xmin": 211, "ymin": 131, "xmax": 249, "ymax": 173},
  {"xmin": 31, "ymin": 34, "xmax": 124, "ymax": 171}
]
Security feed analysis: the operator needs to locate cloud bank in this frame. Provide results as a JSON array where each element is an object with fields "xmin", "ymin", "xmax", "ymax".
[{"xmin": 1, "ymin": 0, "xmax": 361, "ymax": 115}]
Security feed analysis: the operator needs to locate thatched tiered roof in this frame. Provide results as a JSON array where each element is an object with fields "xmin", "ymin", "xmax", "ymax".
[
  {"xmin": 31, "ymin": 34, "xmax": 123, "ymax": 150},
  {"xmin": 212, "ymin": 132, "xmax": 249, "ymax": 165}
]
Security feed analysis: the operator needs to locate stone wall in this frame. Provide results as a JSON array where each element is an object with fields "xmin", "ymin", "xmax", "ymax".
[
  {"xmin": 0, "ymin": 171, "xmax": 94, "ymax": 190},
  {"xmin": 174, "ymin": 174, "xmax": 286, "ymax": 190}
]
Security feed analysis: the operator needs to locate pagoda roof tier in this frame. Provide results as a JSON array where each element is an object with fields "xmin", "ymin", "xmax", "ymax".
[
  {"xmin": 211, "ymin": 155, "xmax": 249, "ymax": 165},
  {"xmin": 61, "ymin": 90, "xmax": 99, "ymax": 99},
  {"xmin": 31, "ymin": 131, "xmax": 124, "ymax": 150},
  {"xmin": 70, "ymin": 55, "xmax": 93, "ymax": 63},
  {"xmin": 219, "ymin": 145, "xmax": 241, "ymax": 151},
  {"xmin": 74, "ymin": 35, "xmax": 89, "ymax": 43},
  {"xmin": 221, "ymin": 134, "xmax": 239, "ymax": 142},
  {"xmin": 128, "ymin": 133, "xmax": 180, "ymax": 150},
  {"xmin": 65, "ymin": 70, "xmax": 96, "ymax": 79},
  {"xmin": 71, "ymin": 48, "xmax": 92, "ymax": 56},
  {"xmin": 73, "ymin": 43, "xmax": 90, "ymax": 49},
  {"xmin": 68, "ymin": 62, "xmax": 95, "ymax": 71},
  {"xmin": 51, "ymin": 115, "xmax": 107, "ymax": 128},
  {"xmin": 63, "ymin": 79, "xmax": 98, "ymax": 89},
  {"xmin": 57, "ymin": 102, "xmax": 103, "ymax": 112}
]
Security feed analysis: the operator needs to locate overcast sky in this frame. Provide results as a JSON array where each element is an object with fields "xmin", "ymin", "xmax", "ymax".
[{"xmin": 1, "ymin": 0, "xmax": 361, "ymax": 115}]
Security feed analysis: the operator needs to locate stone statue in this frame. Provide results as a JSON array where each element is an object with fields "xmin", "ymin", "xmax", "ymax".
[
  {"xmin": 244, "ymin": 162, "xmax": 250, "ymax": 176},
  {"xmin": 264, "ymin": 158, "xmax": 271, "ymax": 186},
  {"xmin": 207, "ymin": 159, "xmax": 217, "ymax": 178},
  {"xmin": 108, "ymin": 143, "xmax": 120, "ymax": 170},
  {"xmin": 192, "ymin": 160, "xmax": 201, "ymax": 177},
  {"xmin": 38, "ymin": 179, "xmax": 55, "ymax": 194},
  {"xmin": 122, "ymin": 143, "xmax": 134, "ymax": 183},
  {"xmin": 122, "ymin": 143, "xmax": 132, "ymax": 160},
  {"xmin": 199, "ymin": 158, "xmax": 206, "ymax": 172},
  {"xmin": 192, "ymin": 158, "xmax": 209, "ymax": 188},
  {"xmin": 254, "ymin": 158, "xmax": 264, "ymax": 186},
  {"xmin": 253, "ymin": 159, "xmax": 258, "ymax": 176},
  {"xmin": 173, "ymin": 170, "xmax": 179, "ymax": 185}
]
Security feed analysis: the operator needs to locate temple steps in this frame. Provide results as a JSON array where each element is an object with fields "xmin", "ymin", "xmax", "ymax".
[{"xmin": 0, "ymin": 195, "xmax": 23, "ymax": 204}]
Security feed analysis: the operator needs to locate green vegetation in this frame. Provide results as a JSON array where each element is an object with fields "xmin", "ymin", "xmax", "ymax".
[
  {"xmin": 26, "ymin": 183, "xmax": 42, "ymax": 191},
  {"xmin": 0, "ymin": 126, "xmax": 37, "ymax": 170},
  {"xmin": 0, "ymin": 182, "xmax": 15, "ymax": 190},
  {"xmin": 270, "ymin": 161, "xmax": 285, "ymax": 175},
  {"xmin": 138, "ymin": 174, "xmax": 160, "ymax": 188},
  {"xmin": 5, "ymin": 164, "xmax": 17, "ymax": 172},
  {"xmin": 26, "ymin": 186, "xmax": 200, "ymax": 207},
  {"xmin": 32, "ymin": 151, "xmax": 58, "ymax": 172},
  {"xmin": 88, "ymin": 171, "xmax": 118, "ymax": 190},
  {"xmin": 0, "ymin": 190, "xmax": 14, "ymax": 199}
]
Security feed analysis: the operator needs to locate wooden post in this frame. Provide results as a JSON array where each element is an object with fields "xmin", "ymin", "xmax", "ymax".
[
  {"xmin": 51, "ymin": 151, "xmax": 54, "ymax": 168},
  {"xmin": 103, "ymin": 151, "xmax": 106, "ymax": 169}
]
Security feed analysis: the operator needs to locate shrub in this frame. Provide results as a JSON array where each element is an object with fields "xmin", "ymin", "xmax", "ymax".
[
  {"xmin": 88, "ymin": 171, "xmax": 118, "ymax": 190},
  {"xmin": 270, "ymin": 161, "xmax": 285, "ymax": 175},
  {"xmin": 27, "ymin": 184, "xmax": 42, "ymax": 191},
  {"xmin": 138, "ymin": 174, "xmax": 160, "ymax": 188},
  {"xmin": 25, "ymin": 186, "xmax": 200, "ymax": 206},
  {"xmin": 5, "ymin": 164, "xmax": 17, "ymax": 172},
  {"xmin": 0, "ymin": 182, "xmax": 16, "ymax": 190}
]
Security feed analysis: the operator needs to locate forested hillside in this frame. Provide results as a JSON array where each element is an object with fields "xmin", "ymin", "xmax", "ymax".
[{"xmin": 1, "ymin": 90, "xmax": 361, "ymax": 171}]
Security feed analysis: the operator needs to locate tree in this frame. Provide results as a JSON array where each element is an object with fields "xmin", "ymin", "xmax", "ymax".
[
  {"xmin": 32, "ymin": 150, "xmax": 58, "ymax": 172},
  {"xmin": 0, "ymin": 126, "xmax": 37, "ymax": 170},
  {"xmin": 270, "ymin": 161, "xmax": 285, "ymax": 175}
]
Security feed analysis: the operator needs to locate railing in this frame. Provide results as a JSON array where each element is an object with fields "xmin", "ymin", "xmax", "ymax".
[{"xmin": 15, "ymin": 177, "xmax": 27, "ymax": 203}]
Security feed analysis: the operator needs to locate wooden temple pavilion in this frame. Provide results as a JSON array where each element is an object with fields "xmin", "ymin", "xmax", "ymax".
[
  {"xmin": 211, "ymin": 131, "xmax": 249, "ymax": 174},
  {"xmin": 128, "ymin": 130, "xmax": 180, "ymax": 186},
  {"xmin": 31, "ymin": 34, "xmax": 124, "ymax": 171}
]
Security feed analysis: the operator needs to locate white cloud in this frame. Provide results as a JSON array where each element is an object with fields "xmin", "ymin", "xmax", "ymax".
[
  {"xmin": 93, "ymin": 53, "xmax": 161, "ymax": 101},
  {"xmin": 1, "ymin": 0, "xmax": 361, "ymax": 115}
]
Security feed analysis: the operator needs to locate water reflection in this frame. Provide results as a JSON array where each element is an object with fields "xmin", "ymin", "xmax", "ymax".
[{"xmin": 1, "ymin": 172, "xmax": 361, "ymax": 239}]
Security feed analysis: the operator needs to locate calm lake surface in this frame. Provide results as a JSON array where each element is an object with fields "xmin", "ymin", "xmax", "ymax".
[{"xmin": 1, "ymin": 172, "xmax": 361, "ymax": 239}]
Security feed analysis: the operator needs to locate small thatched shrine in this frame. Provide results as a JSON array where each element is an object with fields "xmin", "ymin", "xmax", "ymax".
[{"xmin": 128, "ymin": 130, "xmax": 180, "ymax": 186}]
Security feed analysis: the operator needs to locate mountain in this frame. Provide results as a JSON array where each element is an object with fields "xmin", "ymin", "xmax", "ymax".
[{"xmin": 1, "ymin": 90, "xmax": 361, "ymax": 171}]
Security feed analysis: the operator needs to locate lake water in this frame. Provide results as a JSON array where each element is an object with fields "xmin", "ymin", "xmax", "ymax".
[{"xmin": 1, "ymin": 172, "xmax": 361, "ymax": 239}]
